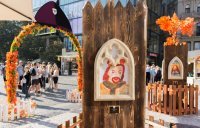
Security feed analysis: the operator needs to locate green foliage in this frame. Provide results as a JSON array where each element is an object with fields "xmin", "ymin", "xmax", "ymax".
[
  {"xmin": 0, "ymin": 21, "xmax": 63, "ymax": 63},
  {"xmin": 18, "ymin": 35, "xmax": 46, "ymax": 61},
  {"xmin": 0, "ymin": 21, "xmax": 29, "ymax": 61},
  {"xmin": 40, "ymin": 39, "xmax": 63, "ymax": 63}
]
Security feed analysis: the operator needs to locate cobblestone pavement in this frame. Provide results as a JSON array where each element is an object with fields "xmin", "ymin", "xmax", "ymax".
[{"xmin": 0, "ymin": 74, "xmax": 81, "ymax": 128}]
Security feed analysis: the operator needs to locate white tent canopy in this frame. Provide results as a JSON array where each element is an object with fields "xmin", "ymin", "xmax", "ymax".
[{"xmin": 0, "ymin": 0, "xmax": 34, "ymax": 21}]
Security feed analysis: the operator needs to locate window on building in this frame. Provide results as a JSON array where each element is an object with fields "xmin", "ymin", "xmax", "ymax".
[
  {"xmin": 194, "ymin": 42, "xmax": 200, "ymax": 50},
  {"xmin": 197, "ymin": 4, "xmax": 200, "ymax": 12},
  {"xmin": 197, "ymin": 23, "xmax": 200, "ymax": 36},
  {"xmin": 187, "ymin": 41, "xmax": 191, "ymax": 51},
  {"xmin": 65, "ymin": 38, "xmax": 72, "ymax": 51},
  {"xmin": 77, "ymin": 18, "xmax": 82, "ymax": 34},
  {"xmin": 185, "ymin": 4, "xmax": 190, "ymax": 13}
]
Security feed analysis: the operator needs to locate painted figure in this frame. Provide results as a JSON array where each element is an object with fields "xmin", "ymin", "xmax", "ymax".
[
  {"xmin": 100, "ymin": 59, "xmax": 128, "ymax": 95},
  {"xmin": 171, "ymin": 64, "xmax": 180, "ymax": 76}
]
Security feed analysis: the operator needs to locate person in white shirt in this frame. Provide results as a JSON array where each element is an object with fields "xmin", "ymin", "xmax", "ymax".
[
  {"xmin": 17, "ymin": 61, "xmax": 24, "ymax": 89},
  {"xmin": 52, "ymin": 64, "xmax": 59, "ymax": 91},
  {"xmin": 146, "ymin": 65, "xmax": 151, "ymax": 85},
  {"xmin": 150, "ymin": 65, "xmax": 156, "ymax": 83}
]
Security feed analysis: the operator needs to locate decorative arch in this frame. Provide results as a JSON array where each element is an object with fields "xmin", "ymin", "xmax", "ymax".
[
  {"xmin": 6, "ymin": 22, "xmax": 83, "ymax": 104},
  {"xmin": 94, "ymin": 38, "xmax": 135, "ymax": 101},
  {"xmin": 168, "ymin": 56, "xmax": 183, "ymax": 80}
]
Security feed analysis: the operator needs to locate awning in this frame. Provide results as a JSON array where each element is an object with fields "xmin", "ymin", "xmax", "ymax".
[{"xmin": 0, "ymin": 0, "xmax": 34, "ymax": 21}]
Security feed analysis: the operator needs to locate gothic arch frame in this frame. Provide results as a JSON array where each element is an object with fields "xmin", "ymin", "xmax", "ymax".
[
  {"xmin": 168, "ymin": 56, "xmax": 184, "ymax": 80},
  {"xmin": 94, "ymin": 38, "xmax": 135, "ymax": 101}
]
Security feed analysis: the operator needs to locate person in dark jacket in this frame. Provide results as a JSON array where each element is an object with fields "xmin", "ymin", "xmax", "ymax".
[
  {"xmin": 22, "ymin": 66, "xmax": 31, "ymax": 98},
  {"xmin": 2, "ymin": 62, "xmax": 6, "ymax": 85},
  {"xmin": 155, "ymin": 66, "xmax": 162, "ymax": 82}
]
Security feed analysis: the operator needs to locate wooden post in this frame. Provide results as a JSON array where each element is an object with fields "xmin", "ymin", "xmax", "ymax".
[
  {"xmin": 178, "ymin": 85, "xmax": 182, "ymax": 115},
  {"xmin": 149, "ymin": 116, "xmax": 154, "ymax": 128},
  {"xmin": 82, "ymin": 1, "xmax": 147, "ymax": 128},
  {"xmin": 164, "ymin": 85, "xmax": 167, "ymax": 114},
  {"xmin": 79, "ymin": 113, "xmax": 83, "ymax": 128},
  {"xmin": 148, "ymin": 84, "xmax": 151, "ymax": 109},
  {"xmin": 184, "ymin": 85, "xmax": 188, "ymax": 114},
  {"xmin": 195, "ymin": 85, "xmax": 198, "ymax": 114},
  {"xmin": 153, "ymin": 84, "xmax": 157, "ymax": 111},
  {"xmin": 73, "ymin": 116, "xmax": 77, "ymax": 128},
  {"xmin": 163, "ymin": 44, "xmax": 188, "ymax": 85},
  {"xmin": 159, "ymin": 119, "xmax": 164, "ymax": 126},
  {"xmin": 57, "ymin": 124, "xmax": 62, "ymax": 128},
  {"xmin": 169, "ymin": 85, "xmax": 173, "ymax": 115},
  {"xmin": 65, "ymin": 120, "xmax": 70, "ymax": 128},
  {"xmin": 158, "ymin": 84, "xmax": 162, "ymax": 113},
  {"xmin": 189, "ymin": 85, "xmax": 194, "ymax": 114},
  {"xmin": 173, "ymin": 85, "xmax": 177, "ymax": 115}
]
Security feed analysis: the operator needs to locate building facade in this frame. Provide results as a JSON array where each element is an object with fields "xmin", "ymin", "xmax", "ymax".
[
  {"xmin": 175, "ymin": 0, "xmax": 200, "ymax": 71},
  {"xmin": 33, "ymin": 0, "xmax": 165, "ymax": 73},
  {"xmin": 147, "ymin": 0, "xmax": 164, "ymax": 66},
  {"xmin": 177, "ymin": 0, "xmax": 200, "ymax": 52}
]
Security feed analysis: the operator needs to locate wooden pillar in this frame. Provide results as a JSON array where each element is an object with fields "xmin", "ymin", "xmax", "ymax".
[
  {"xmin": 82, "ymin": 1, "xmax": 147, "ymax": 128},
  {"xmin": 163, "ymin": 44, "xmax": 188, "ymax": 85}
]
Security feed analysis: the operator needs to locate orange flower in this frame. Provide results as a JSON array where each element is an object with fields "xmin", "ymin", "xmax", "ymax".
[
  {"xmin": 6, "ymin": 51, "xmax": 18, "ymax": 104},
  {"xmin": 156, "ymin": 16, "xmax": 171, "ymax": 32},
  {"xmin": 180, "ymin": 17, "xmax": 195, "ymax": 36},
  {"xmin": 157, "ymin": 13, "xmax": 195, "ymax": 46},
  {"xmin": 182, "ymin": 42, "xmax": 187, "ymax": 45},
  {"xmin": 6, "ymin": 22, "xmax": 83, "ymax": 104}
]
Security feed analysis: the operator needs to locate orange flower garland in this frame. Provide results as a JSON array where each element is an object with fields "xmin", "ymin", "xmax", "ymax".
[
  {"xmin": 156, "ymin": 13, "xmax": 195, "ymax": 46},
  {"xmin": 6, "ymin": 51, "xmax": 18, "ymax": 104},
  {"xmin": 6, "ymin": 22, "xmax": 83, "ymax": 104},
  {"xmin": 77, "ymin": 55, "xmax": 83, "ymax": 91}
]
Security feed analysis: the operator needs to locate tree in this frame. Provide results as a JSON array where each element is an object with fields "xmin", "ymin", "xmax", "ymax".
[
  {"xmin": 0, "ymin": 21, "xmax": 29, "ymax": 61},
  {"xmin": 40, "ymin": 39, "xmax": 63, "ymax": 63},
  {"xmin": 0, "ymin": 21, "xmax": 64, "ymax": 63},
  {"xmin": 18, "ymin": 35, "xmax": 46, "ymax": 61}
]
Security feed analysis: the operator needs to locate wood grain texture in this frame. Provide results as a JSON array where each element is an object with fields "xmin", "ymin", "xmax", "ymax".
[
  {"xmin": 82, "ymin": 1, "xmax": 147, "ymax": 128},
  {"xmin": 163, "ymin": 44, "xmax": 188, "ymax": 85}
]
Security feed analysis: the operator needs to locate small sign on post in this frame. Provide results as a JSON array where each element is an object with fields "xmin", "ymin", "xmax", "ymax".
[{"xmin": 109, "ymin": 106, "xmax": 120, "ymax": 114}]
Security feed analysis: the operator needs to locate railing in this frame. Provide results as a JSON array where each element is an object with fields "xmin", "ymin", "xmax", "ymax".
[
  {"xmin": 57, "ymin": 113, "xmax": 83, "ymax": 128},
  {"xmin": 147, "ymin": 83, "xmax": 198, "ymax": 116},
  {"xmin": 145, "ymin": 115, "xmax": 176, "ymax": 128},
  {"xmin": 0, "ymin": 99, "xmax": 36, "ymax": 122},
  {"xmin": 66, "ymin": 89, "xmax": 82, "ymax": 103}
]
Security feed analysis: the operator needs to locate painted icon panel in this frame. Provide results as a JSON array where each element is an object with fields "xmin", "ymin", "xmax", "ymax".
[
  {"xmin": 94, "ymin": 39, "xmax": 135, "ymax": 101},
  {"xmin": 168, "ymin": 56, "xmax": 183, "ymax": 80}
]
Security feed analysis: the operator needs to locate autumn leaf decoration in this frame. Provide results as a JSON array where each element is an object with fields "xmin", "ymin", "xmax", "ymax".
[{"xmin": 156, "ymin": 13, "xmax": 195, "ymax": 46}]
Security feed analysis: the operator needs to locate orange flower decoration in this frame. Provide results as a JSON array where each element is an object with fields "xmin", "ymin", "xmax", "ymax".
[
  {"xmin": 6, "ymin": 51, "xmax": 18, "ymax": 104},
  {"xmin": 156, "ymin": 13, "xmax": 195, "ymax": 46},
  {"xmin": 6, "ymin": 22, "xmax": 83, "ymax": 105},
  {"xmin": 156, "ymin": 16, "xmax": 171, "ymax": 32}
]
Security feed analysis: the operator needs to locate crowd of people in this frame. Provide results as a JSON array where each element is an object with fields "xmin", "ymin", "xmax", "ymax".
[
  {"xmin": 146, "ymin": 64, "xmax": 162, "ymax": 85},
  {"xmin": 1, "ymin": 61, "xmax": 60, "ymax": 98}
]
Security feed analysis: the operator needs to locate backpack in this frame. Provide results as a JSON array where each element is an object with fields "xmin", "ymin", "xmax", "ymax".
[{"xmin": 30, "ymin": 68, "xmax": 36, "ymax": 76}]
